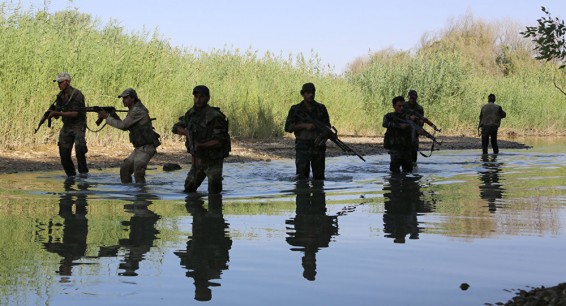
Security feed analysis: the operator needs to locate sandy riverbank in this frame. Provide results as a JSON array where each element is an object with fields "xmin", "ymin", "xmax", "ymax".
[{"xmin": 0, "ymin": 136, "xmax": 531, "ymax": 174}]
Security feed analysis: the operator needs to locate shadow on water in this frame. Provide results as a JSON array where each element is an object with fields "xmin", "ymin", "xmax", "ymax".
[
  {"xmin": 382, "ymin": 174, "xmax": 438, "ymax": 244},
  {"xmin": 116, "ymin": 189, "xmax": 161, "ymax": 277},
  {"xmin": 478, "ymin": 154, "xmax": 505, "ymax": 213},
  {"xmin": 3, "ymin": 140, "xmax": 566, "ymax": 306},
  {"xmin": 174, "ymin": 194, "xmax": 232, "ymax": 302},
  {"xmin": 285, "ymin": 180, "xmax": 339, "ymax": 281},
  {"xmin": 40, "ymin": 179, "xmax": 162, "ymax": 280},
  {"xmin": 41, "ymin": 177, "xmax": 91, "ymax": 280}
]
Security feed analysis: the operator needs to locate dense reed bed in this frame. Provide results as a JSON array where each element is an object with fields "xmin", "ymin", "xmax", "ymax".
[{"xmin": 1, "ymin": 4, "xmax": 564, "ymax": 147}]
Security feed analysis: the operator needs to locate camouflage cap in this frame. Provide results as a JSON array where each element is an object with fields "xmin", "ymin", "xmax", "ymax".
[
  {"xmin": 192, "ymin": 85, "xmax": 210, "ymax": 96},
  {"xmin": 53, "ymin": 72, "xmax": 71, "ymax": 82},
  {"xmin": 118, "ymin": 88, "xmax": 138, "ymax": 99}
]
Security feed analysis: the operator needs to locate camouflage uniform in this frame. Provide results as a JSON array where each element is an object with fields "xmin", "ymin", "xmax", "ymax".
[
  {"xmin": 479, "ymin": 101, "xmax": 506, "ymax": 154},
  {"xmin": 404, "ymin": 101, "xmax": 424, "ymax": 164},
  {"xmin": 383, "ymin": 112, "xmax": 414, "ymax": 173},
  {"xmin": 106, "ymin": 101, "xmax": 160, "ymax": 184},
  {"xmin": 56, "ymin": 86, "xmax": 88, "ymax": 177},
  {"xmin": 284, "ymin": 100, "xmax": 330, "ymax": 180},
  {"xmin": 172, "ymin": 105, "xmax": 230, "ymax": 194}
]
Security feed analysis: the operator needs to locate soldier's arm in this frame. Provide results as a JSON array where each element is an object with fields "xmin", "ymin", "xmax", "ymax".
[
  {"xmin": 49, "ymin": 92, "xmax": 84, "ymax": 119},
  {"xmin": 106, "ymin": 107, "xmax": 143, "ymax": 130},
  {"xmin": 383, "ymin": 114, "xmax": 405, "ymax": 129},
  {"xmin": 172, "ymin": 116, "xmax": 188, "ymax": 135},
  {"xmin": 284, "ymin": 107, "xmax": 315, "ymax": 132},
  {"xmin": 197, "ymin": 117, "xmax": 225, "ymax": 150},
  {"xmin": 499, "ymin": 106, "xmax": 506, "ymax": 119},
  {"xmin": 284, "ymin": 107, "xmax": 297, "ymax": 133}
]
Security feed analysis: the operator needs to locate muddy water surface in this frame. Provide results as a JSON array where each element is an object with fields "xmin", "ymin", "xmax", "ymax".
[{"xmin": 0, "ymin": 139, "xmax": 565, "ymax": 305}]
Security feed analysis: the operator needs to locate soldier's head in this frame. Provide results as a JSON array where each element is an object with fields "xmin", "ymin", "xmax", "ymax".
[
  {"xmin": 300, "ymin": 83, "xmax": 316, "ymax": 103},
  {"xmin": 118, "ymin": 88, "xmax": 140, "ymax": 107},
  {"xmin": 192, "ymin": 85, "xmax": 210, "ymax": 110},
  {"xmin": 53, "ymin": 72, "xmax": 71, "ymax": 91},
  {"xmin": 488, "ymin": 94, "xmax": 496, "ymax": 102},
  {"xmin": 407, "ymin": 89, "xmax": 418, "ymax": 103},
  {"xmin": 392, "ymin": 96, "xmax": 405, "ymax": 113}
]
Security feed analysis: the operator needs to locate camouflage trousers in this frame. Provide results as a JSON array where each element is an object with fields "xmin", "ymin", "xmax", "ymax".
[
  {"xmin": 120, "ymin": 145, "xmax": 156, "ymax": 184},
  {"xmin": 184, "ymin": 157, "xmax": 224, "ymax": 194},
  {"xmin": 389, "ymin": 146, "xmax": 413, "ymax": 173},
  {"xmin": 295, "ymin": 141, "xmax": 326, "ymax": 180},
  {"xmin": 58, "ymin": 125, "xmax": 88, "ymax": 177}
]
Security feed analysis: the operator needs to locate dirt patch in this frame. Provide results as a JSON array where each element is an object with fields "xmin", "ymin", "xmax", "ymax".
[{"xmin": 0, "ymin": 136, "xmax": 531, "ymax": 174}]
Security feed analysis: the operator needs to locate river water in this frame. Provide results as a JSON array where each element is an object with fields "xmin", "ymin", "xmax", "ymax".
[{"xmin": 0, "ymin": 138, "xmax": 565, "ymax": 305}]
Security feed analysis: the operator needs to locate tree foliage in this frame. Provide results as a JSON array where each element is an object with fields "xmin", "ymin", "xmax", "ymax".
[
  {"xmin": 521, "ymin": 6, "xmax": 566, "ymax": 96},
  {"xmin": 521, "ymin": 6, "xmax": 566, "ymax": 67}
]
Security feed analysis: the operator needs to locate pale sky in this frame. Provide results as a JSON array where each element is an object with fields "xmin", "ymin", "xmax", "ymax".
[{"xmin": 16, "ymin": 0, "xmax": 566, "ymax": 72}]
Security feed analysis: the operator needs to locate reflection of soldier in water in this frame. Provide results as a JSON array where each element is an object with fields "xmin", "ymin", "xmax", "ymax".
[
  {"xmin": 286, "ymin": 181, "xmax": 338, "ymax": 281},
  {"xmin": 42, "ymin": 178, "xmax": 89, "ymax": 280},
  {"xmin": 117, "ymin": 189, "xmax": 161, "ymax": 276},
  {"xmin": 175, "ymin": 194, "xmax": 232, "ymax": 301},
  {"xmin": 382, "ymin": 175, "xmax": 423, "ymax": 244},
  {"xmin": 478, "ymin": 155, "xmax": 504, "ymax": 213}
]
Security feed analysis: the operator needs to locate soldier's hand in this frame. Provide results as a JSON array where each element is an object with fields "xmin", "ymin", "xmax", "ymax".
[
  {"xmin": 175, "ymin": 127, "xmax": 188, "ymax": 136},
  {"xmin": 299, "ymin": 123, "xmax": 316, "ymax": 130},
  {"xmin": 98, "ymin": 110, "xmax": 108, "ymax": 120},
  {"xmin": 47, "ymin": 110, "xmax": 60, "ymax": 119},
  {"xmin": 400, "ymin": 123, "xmax": 409, "ymax": 129}
]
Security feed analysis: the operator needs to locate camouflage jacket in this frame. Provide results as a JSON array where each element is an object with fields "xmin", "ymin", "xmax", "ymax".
[
  {"xmin": 404, "ymin": 101, "xmax": 424, "ymax": 127},
  {"xmin": 55, "ymin": 86, "xmax": 86, "ymax": 127},
  {"xmin": 106, "ymin": 101, "xmax": 160, "ymax": 148},
  {"xmin": 284, "ymin": 100, "xmax": 330, "ymax": 142},
  {"xmin": 382, "ymin": 112, "xmax": 413, "ymax": 149},
  {"xmin": 479, "ymin": 102, "xmax": 506, "ymax": 127},
  {"xmin": 172, "ymin": 104, "xmax": 230, "ymax": 160}
]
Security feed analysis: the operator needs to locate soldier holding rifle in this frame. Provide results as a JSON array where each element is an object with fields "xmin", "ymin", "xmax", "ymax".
[
  {"xmin": 405, "ymin": 90, "xmax": 424, "ymax": 165},
  {"xmin": 97, "ymin": 88, "xmax": 160, "ymax": 184},
  {"xmin": 43, "ymin": 72, "xmax": 89, "ymax": 177},
  {"xmin": 172, "ymin": 85, "xmax": 230, "ymax": 194},
  {"xmin": 383, "ymin": 96, "xmax": 416, "ymax": 173},
  {"xmin": 284, "ymin": 83, "xmax": 331, "ymax": 180}
]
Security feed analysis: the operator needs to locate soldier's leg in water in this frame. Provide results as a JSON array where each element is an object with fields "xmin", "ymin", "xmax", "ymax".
[
  {"xmin": 401, "ymin": 149, "xmax": 414, "ymax": 173},
  {"xmin": 132, "ymin": 145, "xmax": 156, "ymax": 184},
  {"xmin": 411, "ymin": 134, "xmax": 419, "ymax": 163},
  {"xmin": 481, "ymin": 127, "xmax": 490, "ymax": 154},
  {"xmin": 295, "ymin": 143, "xmax": 310, "ymax": 180},
  {"xmin": 311, "ymin": 149, "xmax": 326, "ymax": 180},
  {"xmin": 58, "ymin": 128, "xmax": 76, "ymax": 177},
  {"xmin": 389, "ymin": 150, "xmax": 402, "ymax": 173},
  {"xmin": 490, "ymin": 127, "xmax": 499, "ymax": 154},
  {"xmin": 120, "ymin": 151, "xmax": 135, "ymax": 183},
  {"xmin": 74, "ymin": 127, "xmax": 88, "ymax": 175},
  {"xmin": 184, "ymin": 160, "xmax": 206, "ymax": 192},
  {"xmin": 206, "ymin": 159, "xmax": 224, "ymax": 194}
]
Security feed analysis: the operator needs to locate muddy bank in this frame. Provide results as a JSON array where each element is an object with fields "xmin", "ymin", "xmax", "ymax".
[{"xmin": 0, "ymin": 136, "xmax": 531, "ymax": 174}]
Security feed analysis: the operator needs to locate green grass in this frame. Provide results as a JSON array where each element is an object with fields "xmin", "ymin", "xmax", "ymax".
[{"xmin": 0, "ymin": 4, "xmax": 564, "ymax": 149}]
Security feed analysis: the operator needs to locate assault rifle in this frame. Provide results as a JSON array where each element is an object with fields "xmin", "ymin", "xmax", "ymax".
[
  {"xmin": 406, "ymin": 110, "xmax": 441, "ymax": 133},
  {"xmin": 296, "ymin": 110, "xmax": 366, "ymax": 162},
  {"xmin": 34, "ymin": 101, "xmax": 58, "ymax": 134},
  {"xmin": 392, "ymin": 116, "xmax": 442, "ymax": 148},
  {"xmin": 81, "ymin": 106, "xmax": 128, "ymax": 125}
]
